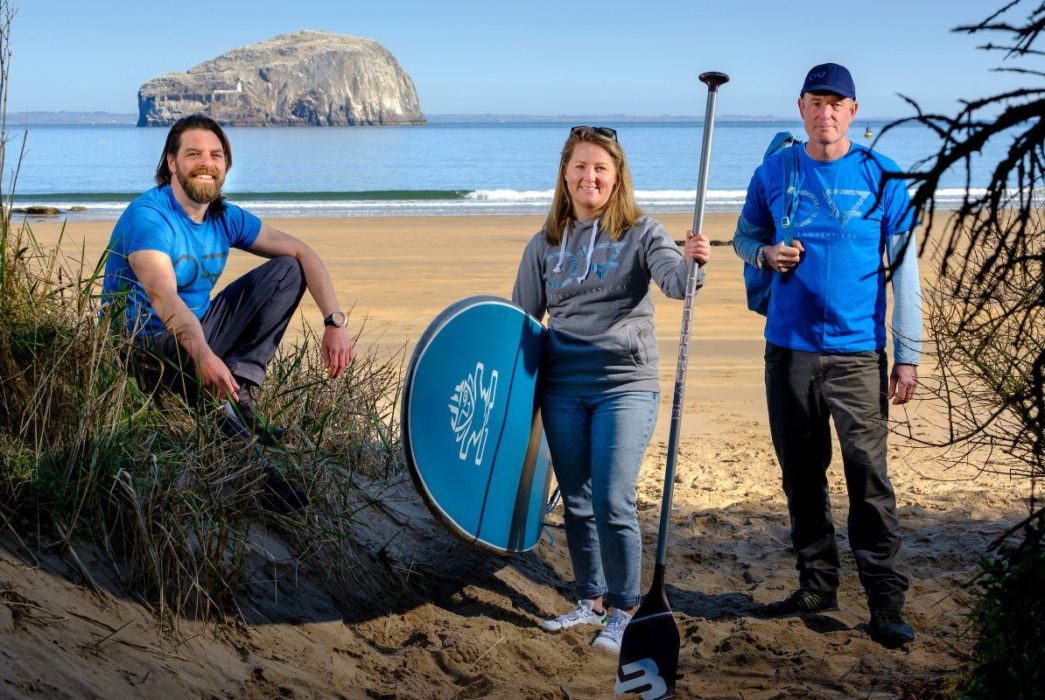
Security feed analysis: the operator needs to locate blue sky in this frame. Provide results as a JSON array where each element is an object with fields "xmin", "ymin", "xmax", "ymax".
[{"xmin": 7, "ymin": 0, "xmax": 1033, "ymax": 118}]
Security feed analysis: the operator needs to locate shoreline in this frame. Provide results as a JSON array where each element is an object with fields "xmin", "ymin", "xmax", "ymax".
[
  {"xmin": 11, "ymin": 200, "xmax": 745, "ymax": 223},
  {"xmin": 11, "ymin": 190, "xmax": 982, "ymax": 224}
]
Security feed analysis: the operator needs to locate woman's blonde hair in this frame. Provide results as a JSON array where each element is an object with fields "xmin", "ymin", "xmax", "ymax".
[{"xmin": 542, "ymin": 127, "xmax": 643, "ymax": 244}]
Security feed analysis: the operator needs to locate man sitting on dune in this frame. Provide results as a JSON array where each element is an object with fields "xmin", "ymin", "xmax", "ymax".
[{"xmin": 101, "ymin": 114, "xmax": 353, "ymax": 511}]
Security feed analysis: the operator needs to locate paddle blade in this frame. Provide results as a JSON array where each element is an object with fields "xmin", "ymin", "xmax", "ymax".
[{"xmin": 615, "ymin": 566, "xmax": 679, "ymax": 699}]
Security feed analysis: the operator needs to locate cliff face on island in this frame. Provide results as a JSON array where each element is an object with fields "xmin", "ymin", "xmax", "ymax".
[{"xmin": 137, "ymin": 31, "xmax": 425, "ymax": 127}]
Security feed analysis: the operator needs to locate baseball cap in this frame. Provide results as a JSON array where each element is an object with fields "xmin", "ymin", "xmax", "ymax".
[{"xmin": 801, "ymin": 63, "xmax": 856, "ymax": 100}]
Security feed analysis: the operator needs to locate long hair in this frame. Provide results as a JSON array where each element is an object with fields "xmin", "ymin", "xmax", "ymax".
[
  {"xmin": 154, "ymin": 114, "xmax": 232, "ymax": 216},
  {"xmin": 542, "ymin": 127, "xmax": 643, "ymax": 244}
]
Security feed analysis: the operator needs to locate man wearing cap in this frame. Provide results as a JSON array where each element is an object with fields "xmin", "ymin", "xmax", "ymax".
[{"xmin": 732, "ymin": 63, "xmax": 921, "ymax": 648}]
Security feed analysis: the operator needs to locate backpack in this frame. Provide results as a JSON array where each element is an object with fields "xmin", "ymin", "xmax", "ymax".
[{"xmin": 742, "ymin": 131, "xmax": 802, "ymax": 315}]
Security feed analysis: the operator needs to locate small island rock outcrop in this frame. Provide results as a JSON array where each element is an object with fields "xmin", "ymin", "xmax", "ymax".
[{"xmin": 137, "ymin": 30, "xmax": 425, "ymax": 127}]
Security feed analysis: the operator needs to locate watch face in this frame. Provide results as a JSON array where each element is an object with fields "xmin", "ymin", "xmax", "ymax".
[{"xmin": 325, "ymin": 311, "xmax": 348, "ymax": 328}]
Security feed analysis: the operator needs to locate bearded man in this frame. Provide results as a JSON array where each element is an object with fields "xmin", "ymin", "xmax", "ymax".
[{"xmin": 102, "ymin": 114, "xmax": 353, "ymax": 510}]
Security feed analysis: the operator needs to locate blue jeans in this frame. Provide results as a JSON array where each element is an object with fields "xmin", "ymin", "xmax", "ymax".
[{"xmin": 542, "ymin": 390, "xmax": 659, "ymax": 610}]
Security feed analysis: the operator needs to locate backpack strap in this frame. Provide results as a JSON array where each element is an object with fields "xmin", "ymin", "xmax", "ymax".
[{"xmin": 779, "ymin": 145, "xmax": 800, "ymax": 245}]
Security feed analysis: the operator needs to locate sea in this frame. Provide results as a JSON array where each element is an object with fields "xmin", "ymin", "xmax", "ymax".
[{"xmin": 8, "ymin": 118, "xmax": 1005, "ymax": 221}]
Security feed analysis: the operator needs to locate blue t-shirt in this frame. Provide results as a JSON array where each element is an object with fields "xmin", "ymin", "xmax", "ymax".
[
  {"xmin": 102, "ymin": 186, "xmax": 262, "ymax": 336},
  {"xmin": 740, "ymin": 143, "xmax": 915, "ymax": 354}
]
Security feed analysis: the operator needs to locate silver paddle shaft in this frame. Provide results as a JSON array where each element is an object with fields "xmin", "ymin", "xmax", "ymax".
[{"xmin": 655, "ymin": 72, "xmax": 728, "ymax": 567}]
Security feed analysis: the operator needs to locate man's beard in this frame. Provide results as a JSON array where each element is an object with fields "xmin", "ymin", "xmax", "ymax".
[{"xmin": 176, "ymin": 166, "xmax": 224, "ymax": 204}]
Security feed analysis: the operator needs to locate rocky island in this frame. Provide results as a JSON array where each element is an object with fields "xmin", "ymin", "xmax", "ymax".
[{"xmin": 137, "ymin": 30, "xmax": 425, "ymax": 127}]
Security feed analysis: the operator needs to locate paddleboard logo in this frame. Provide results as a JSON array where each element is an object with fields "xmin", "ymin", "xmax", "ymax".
[
  {"xmin": 448, "ymin": 362, "xmax": 499, "ymax": 465},
  {"xmin": 615, "ymin": 659, "xmax": 668, "ymax": 699}
]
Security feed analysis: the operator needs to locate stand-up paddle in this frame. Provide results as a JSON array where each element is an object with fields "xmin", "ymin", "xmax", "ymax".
[{"xmin": 615, "ymin": 70, "xmax": 729, "ymax": 700}]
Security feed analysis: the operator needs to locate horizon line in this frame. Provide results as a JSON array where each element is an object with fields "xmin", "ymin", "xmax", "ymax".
[{"xmin": 7, "ymin": 110, "xmax": 908, "ymax": 125}]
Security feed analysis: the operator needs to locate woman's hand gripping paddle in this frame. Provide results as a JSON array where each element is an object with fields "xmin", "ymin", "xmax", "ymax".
[{"xmin": 615, "ymin": 71, "xmax": 729, "ymax": 700}]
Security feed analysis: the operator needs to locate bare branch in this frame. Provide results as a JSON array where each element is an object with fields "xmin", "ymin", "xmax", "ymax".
[{"xmin": 888, "ymin": 0, "xmax": 1045, "ymax": 492}]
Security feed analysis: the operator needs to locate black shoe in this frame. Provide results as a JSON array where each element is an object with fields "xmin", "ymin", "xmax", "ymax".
[
  {"xmin": 219, "ymin": 386, "xmax": 284, "ymax": 446},
  {"xmin": 259, "ymin": 466, "xmax": 309, "ymax": 514},
  {"xmin": 219, "ymin": 399, "xmax": 253, "ymax": 444},
  {"xmin": 763, "ymin": 589, "xmax": 839, "ymax": 617},
  {"xmin": 869, "ymin": 608, "xmax": 915, "ymax": 648}
]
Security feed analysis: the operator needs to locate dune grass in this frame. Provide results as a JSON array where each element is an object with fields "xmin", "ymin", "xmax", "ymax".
[{"xmin": 0, "ymin": 218, "xmax": 406, "ymax": 622}]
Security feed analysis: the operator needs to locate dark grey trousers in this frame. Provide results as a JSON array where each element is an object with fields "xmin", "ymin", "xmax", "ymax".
[
  {"xmin": 137, "ymin": 256, "xmax": 306, "ymax": 401},
  {"xmin": 764, "ymin": 342, "xmax": 909, "ymax": 610}
]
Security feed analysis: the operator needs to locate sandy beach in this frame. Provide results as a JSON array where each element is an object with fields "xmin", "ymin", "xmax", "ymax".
[{"xmin": 1, "ymin": 213, "xmax": 1032, "ymax": 698}]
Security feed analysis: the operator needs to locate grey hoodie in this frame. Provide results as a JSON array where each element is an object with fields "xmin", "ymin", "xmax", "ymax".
[{"xmin": 512, "ymin": 215, "xmax": 705, "ymax": 396}]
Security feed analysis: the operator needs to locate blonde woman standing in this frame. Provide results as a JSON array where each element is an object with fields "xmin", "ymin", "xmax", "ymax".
[{"xmin": 513, "ymin": 126, "xmax": 710, "ymax": 653}]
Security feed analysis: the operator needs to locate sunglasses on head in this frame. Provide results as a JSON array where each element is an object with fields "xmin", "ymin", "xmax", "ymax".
[{"xmin": 570, "ymin": 125, "xmax": 618, "ymax": 141}]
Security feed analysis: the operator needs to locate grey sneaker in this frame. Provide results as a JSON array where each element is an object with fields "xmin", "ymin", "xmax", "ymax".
[
  {"xmin": 592, "ymin": 609, "xmax": 632, "ymax": 653},
  {"xmin": 539, "ymin": 599, "xmax": 608, "ymax": 632}
]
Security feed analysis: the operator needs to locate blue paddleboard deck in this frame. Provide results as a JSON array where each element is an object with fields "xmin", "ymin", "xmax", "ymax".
[{"xmin": 402, "ymin": 296, "xmax": 552, "ymax": 554}]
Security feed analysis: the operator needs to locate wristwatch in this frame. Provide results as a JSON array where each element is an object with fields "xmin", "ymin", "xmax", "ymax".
[
  {"xmin": 755, "ymin": 246, "xmax": 767, "ymax": 269},
  {"xmin": 323, "ymin": 310, "xmax": 348, "ymax": 328}
]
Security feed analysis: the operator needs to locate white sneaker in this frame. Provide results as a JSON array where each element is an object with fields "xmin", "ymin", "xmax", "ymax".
[
  {"xmin": 539, "ymin": 599, "xmax": 608, "ymax": 632},
  {"xmin": 592, "ymin": 609, "xmax": 632, "ymax": 652}
]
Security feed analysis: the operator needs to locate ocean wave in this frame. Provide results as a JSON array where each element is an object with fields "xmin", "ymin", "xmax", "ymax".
[
  {"xmin": 12, "ymin": 186, "xmax": 1008, "ymax": 221},
  {"xmin": 465, "ymin": 189, "xmax": 553, "ymax": 201}
]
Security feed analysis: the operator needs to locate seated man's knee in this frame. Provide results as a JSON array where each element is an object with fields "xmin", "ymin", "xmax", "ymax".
[{"xmin": 269, "ymin": 255, "xmax": 304, "ymax": 284}]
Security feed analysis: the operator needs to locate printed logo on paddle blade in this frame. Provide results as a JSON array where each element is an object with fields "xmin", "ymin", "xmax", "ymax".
[
  {"xmin": 448, "ymin": 362, "xmax": 499, "ymax": 465},
  {"xmin": 615, "ymin": 658, "xmax": 668, "ymax": 699}
]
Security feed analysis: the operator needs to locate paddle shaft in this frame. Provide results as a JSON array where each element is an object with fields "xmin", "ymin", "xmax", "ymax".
[{"xmin": 654, "ymin": 71, "xmax": 729, "ymax": 568}]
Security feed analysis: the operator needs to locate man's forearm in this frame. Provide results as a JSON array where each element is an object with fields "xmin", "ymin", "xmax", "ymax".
[
  {"xmin": 887, "ymin": 231, "xmax": 923, "ymax": 365},
  {"xmin": 733, "ymin": 215, "xmax": 772, "ymax": 266},
  {"xmin": 297, "ymin": 246, "xmax": 341, "ymax": 318},
  {"xmin": 152, "ymin": 294, "xmax": 212, "ymax": 361}
]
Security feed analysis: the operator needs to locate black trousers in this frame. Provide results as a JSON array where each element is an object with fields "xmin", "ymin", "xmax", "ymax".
[
  {"xmin": 137, "ymin": 256, "xmax": 306, "ymax": 402},
  {"xmin": 764, "ymin": 342, "xmax": 909, "ymax": 610}
]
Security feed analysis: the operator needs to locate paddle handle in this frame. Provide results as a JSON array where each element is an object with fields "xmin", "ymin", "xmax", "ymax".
[{"xmin": 654, "ymin": 71, "xmax": 729, "ymax": 568}]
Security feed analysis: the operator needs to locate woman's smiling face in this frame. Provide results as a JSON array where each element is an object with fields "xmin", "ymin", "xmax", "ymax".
[{"xmin": 564, "ymin": 141, "xmax": 618, "ymax": 220}]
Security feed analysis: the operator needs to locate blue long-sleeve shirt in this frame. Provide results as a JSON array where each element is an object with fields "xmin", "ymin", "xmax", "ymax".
[{"xmin": 733, "ymin": 144, "xmax": 922, "ymax": 365}]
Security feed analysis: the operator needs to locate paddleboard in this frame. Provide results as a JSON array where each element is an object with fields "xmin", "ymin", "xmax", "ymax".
[{"xmin": 402, "ymin": 296, "xmax": 552, "ymax": 554}]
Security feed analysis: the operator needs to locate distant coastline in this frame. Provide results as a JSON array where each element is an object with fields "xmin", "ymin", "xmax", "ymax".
[
  {"xmin": 6, "ymin": 111, "xmax": 139, "ymax": 126},
  {"xmin": 6, "ymin": 111, "xmax": 919, "ymax": 127},
  {"xmin": 9, "ymin": 110, "xmax": 811, "ymax": 127},
  {"xmin": 426, "ymin": 113, "xmax": 796, "ymax": 124}
]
